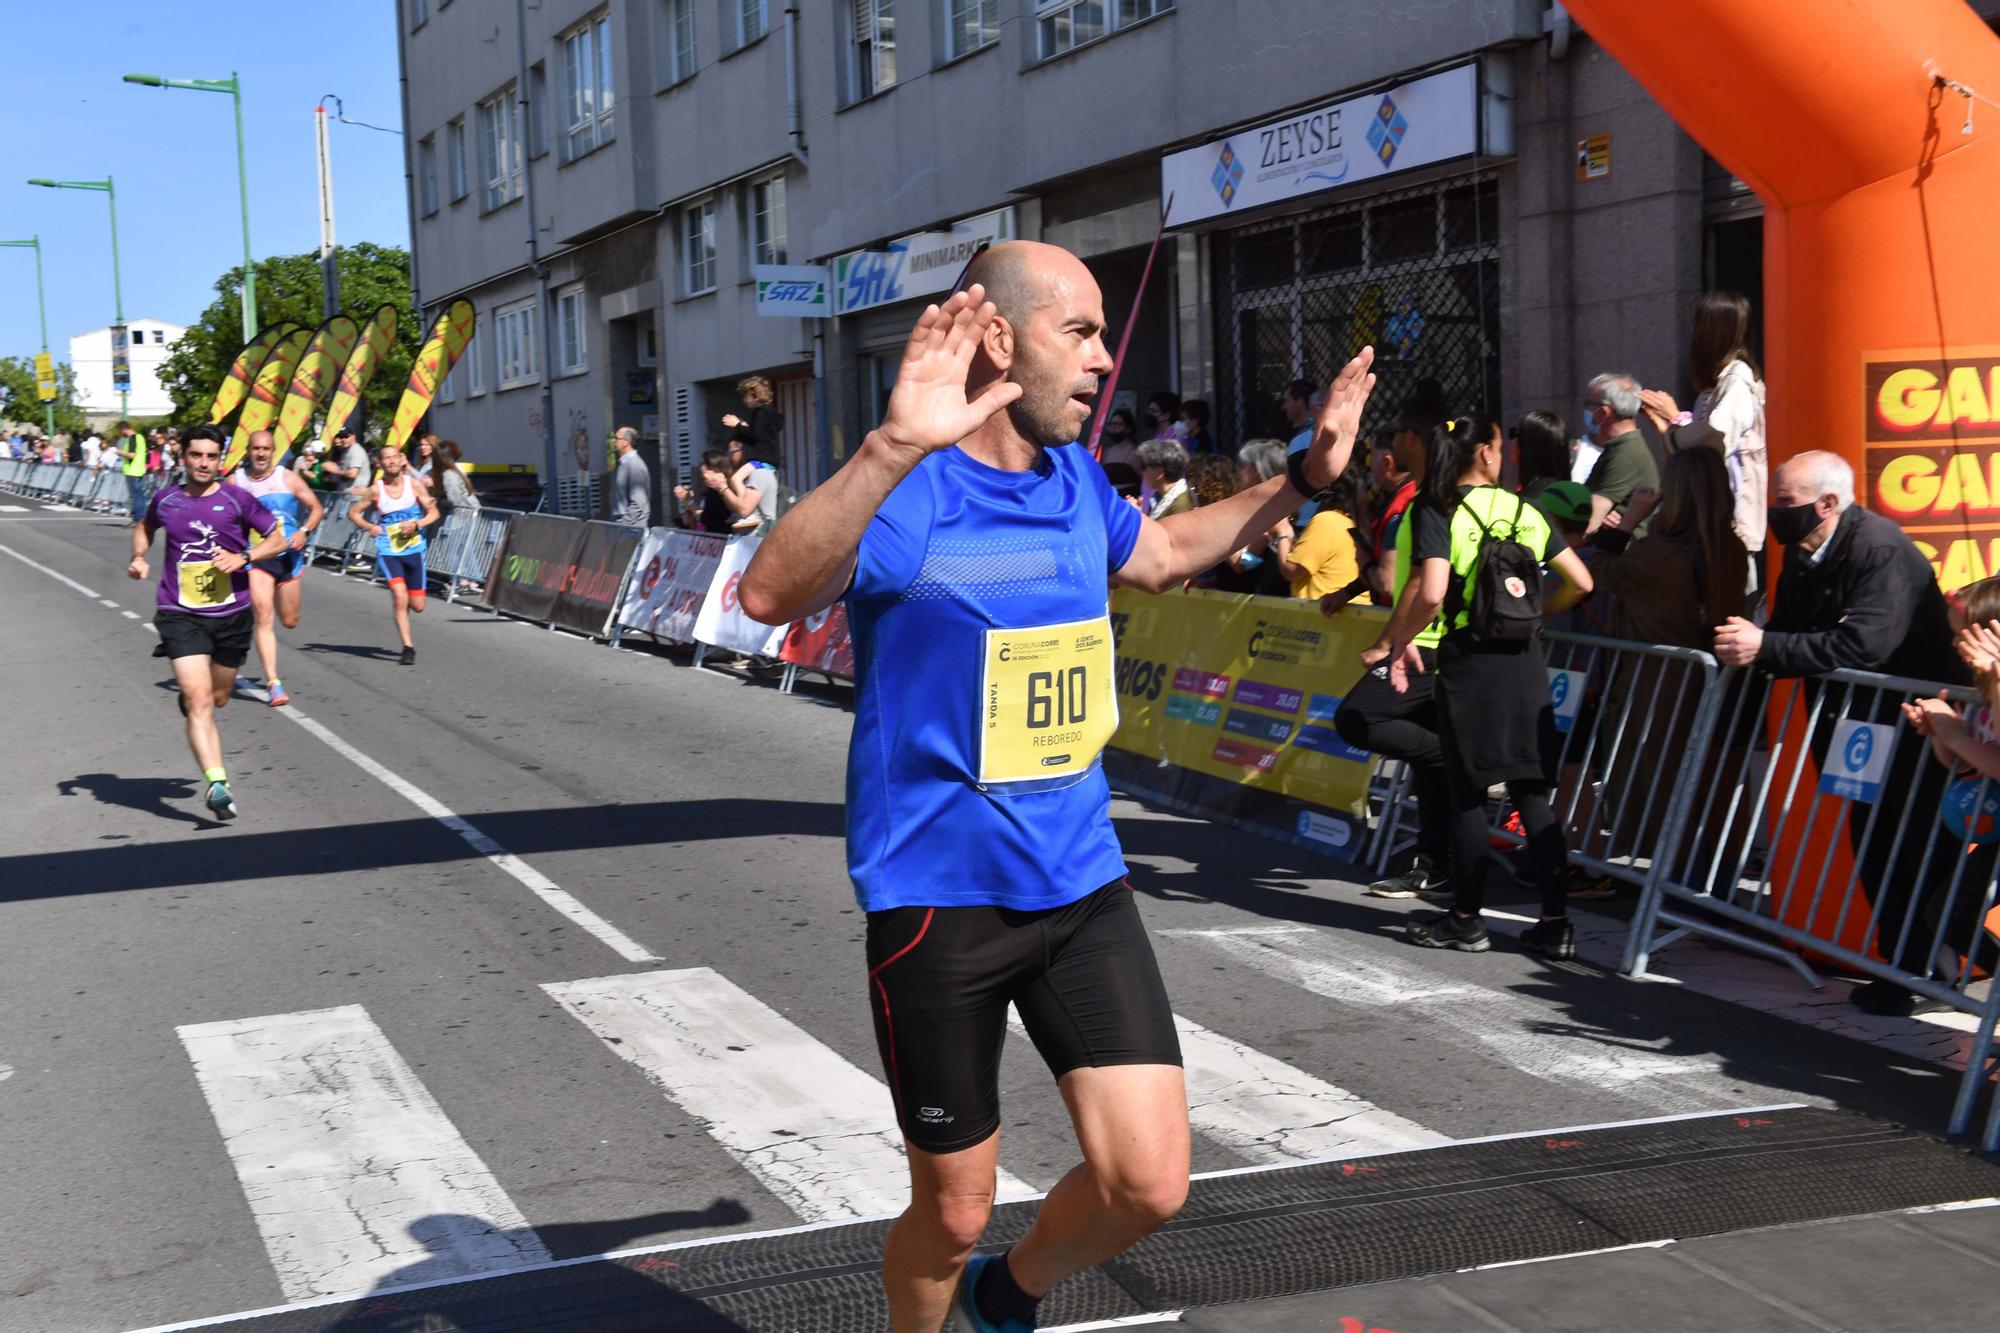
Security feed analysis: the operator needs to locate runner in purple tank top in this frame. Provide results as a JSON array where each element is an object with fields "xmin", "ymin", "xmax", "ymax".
[{"xmin": 127, "ymin": 425, "xmax": 290, "ymax": 821}]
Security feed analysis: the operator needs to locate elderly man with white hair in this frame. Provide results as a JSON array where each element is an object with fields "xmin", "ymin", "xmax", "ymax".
[{"xmin": 1715, "ymin": 449, "xmax": 1984, "ymax": 1017}]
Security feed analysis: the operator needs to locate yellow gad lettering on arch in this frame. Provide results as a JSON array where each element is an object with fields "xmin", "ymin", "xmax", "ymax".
[
  {"xmin": 1877, "ymin": 365, "xmax": 2000, "ymax": 434},
  {"xmin": 1877, "ymin": 453, "xmax": 2000, "ymax": 520},
  {"xmin": 1914, "ymin": 536, "xmax": 2000, "ymax": 593}
]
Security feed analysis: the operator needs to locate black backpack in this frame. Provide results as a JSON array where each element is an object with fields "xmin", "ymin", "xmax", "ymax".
[{"xmin": 1454, "ymin": 491, "xmax": 1544, "ymax": 643}]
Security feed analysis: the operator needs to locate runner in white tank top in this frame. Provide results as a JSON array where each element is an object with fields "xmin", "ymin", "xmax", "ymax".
[
  {"xmin": 345, "ymin": 443, "xmax": 440, "ymax": 666},
  {"xmin": 230, "ymin": 430, "xmax": 324, "ymax": 706}
]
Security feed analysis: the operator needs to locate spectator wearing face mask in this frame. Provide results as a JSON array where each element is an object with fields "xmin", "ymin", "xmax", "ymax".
[{"xmin": 1716, "ymin": 451, "xmax": 1987, "ymax": 1017}]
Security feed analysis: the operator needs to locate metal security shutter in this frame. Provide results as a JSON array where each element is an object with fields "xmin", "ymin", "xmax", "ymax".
[
  {"xmin": 1214, "ymin": 174, "xmax": 1500, "ymax": 447},
  {"xmin": 774, "ymin": 376, "xmax": 817, "ymax": 490}
]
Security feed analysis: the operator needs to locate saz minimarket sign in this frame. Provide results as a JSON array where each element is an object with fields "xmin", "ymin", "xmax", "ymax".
[
  {"xmin": 831, "ymin": 208, "xmax": 1016, "ymax": 316},
  {"xmin": 1160, "ymin": 63, "xmax": 1480, "ymax": 228},
  {"xmin": 753, "ymin": 264, "xmax": 830, "ymax": 317}
]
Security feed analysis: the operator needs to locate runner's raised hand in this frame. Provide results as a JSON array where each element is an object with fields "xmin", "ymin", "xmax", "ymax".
[
  {"xmin": 1300, "ymin": 345, "xmax": 1377, "ymax": 491},
  {"xmin": 877, "ymin": 285, "xmax": 1024, "ymax": 459}
]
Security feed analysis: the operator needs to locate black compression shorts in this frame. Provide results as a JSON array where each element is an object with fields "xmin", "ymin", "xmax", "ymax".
[
  {"xmin": 154, "ymin": 608, "xmax": 253, "ymax": 668},
  {"xmin": 865, "ymin": 879, "xmax": 1181, "ymax": 1154}
]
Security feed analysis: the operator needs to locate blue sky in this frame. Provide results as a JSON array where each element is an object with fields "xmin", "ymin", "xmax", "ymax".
[{"xmin": 1, "ymin": 2, "xmax": 410, "ymax": 362}]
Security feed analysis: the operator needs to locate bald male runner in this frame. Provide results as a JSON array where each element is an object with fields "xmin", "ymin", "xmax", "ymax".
[{"xmin": 741, "ymin": 240, "xmax": 1375, "ymax": 1333}]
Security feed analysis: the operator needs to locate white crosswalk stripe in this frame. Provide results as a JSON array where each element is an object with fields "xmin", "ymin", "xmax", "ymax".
[
  {"xmin": 1161, "ymin": 924, "xmax": 1742, "ymax": 1113},
  {"xmin": 546, "ymin": 967, "xmax": 1039, "ymax": 1221},
  {"xmin": 1007, "ymin": 1008, "xmax": 1442, "ymax": 1162},
  {"xmin": 179, "ymin": 1005, "xmax": 550, "ymax": 1301}
]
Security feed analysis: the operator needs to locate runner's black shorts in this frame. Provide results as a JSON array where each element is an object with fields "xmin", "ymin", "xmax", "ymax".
[
  {"xmin": 154, "ymin": 608, "xmax": 253, "ymax": 668},
  {"xmin": 865, "ymin": 878, "xmax": 1182, "ymax": 1154}
]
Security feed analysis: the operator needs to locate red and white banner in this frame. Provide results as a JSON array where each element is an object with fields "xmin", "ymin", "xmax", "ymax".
[
  {"xmin": 779, "ymin": 602, "xmax": 856, "ymax": 678},
  {"xmin": 693, "ymin": 534, "xmax": 788, "ymax": 656},
  {"xmin": 616, "ymin": 527, "xmax": 729, "ymax": 643}
]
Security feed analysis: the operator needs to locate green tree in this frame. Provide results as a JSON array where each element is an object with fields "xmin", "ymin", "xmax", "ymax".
[
  {"xmin": 157, "ymin": 242, "xmax": 418, "ymax": 440},
  {"xmin": 0, "ymin": 356, "xmax": 88, "ymax": 436}
]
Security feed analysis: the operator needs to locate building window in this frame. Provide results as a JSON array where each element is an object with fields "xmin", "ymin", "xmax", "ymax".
[
  {"xmin": 409, "ymin": 0, "xmax": 428, "ymax": 29},
  {"xmin": 495, "ymin": 298, "xmax": 540, "ymax": 388},
  {"xmin": 750, "ymin": 174, "xmax": 786, "ymax": 265},
  {"xmin": 851, "ymin": 0, "xmax": 896, "ymax": 98},
  {"xmin": 562, "ymin": 12, "xmax": 615, "ymax": 161},
  {"xmin": 556, "ymin": 284, "xmax": 588, "ymax": 374},
  {"xmin": 447, "ymin": 118, "xmax": 468, "ymax": 201},
  {"xmin": 478, "ymin": 87, "xmax": 523, "ymax": 211},
  {"xmin": 1036, "ymin": 0, "xmax": 1169, "ymax": 59},
  {"xmin": 466, "ymin": 324, "xmax": 485, "ymax": 395},
  {"xmin": 683, "ymin": 199, "xmax": 716, "ymax": 294},
  {"xmin": 660, "ymin": 0, "xmax": 696, "ymax": 83},
  {"xmin": 438, "ymin": 355, "xmax": 457, "ymax": 403},
  {"xmin": 739, "ymin": 0, "xmax": 767, "ymax": 46},
  {"xmin": 418, "ymin": 136, "xmax": 439, "ymax": 216},
  {"xmin": 944, "ymin": 0, "xmax": 997, "ymax": 59}
]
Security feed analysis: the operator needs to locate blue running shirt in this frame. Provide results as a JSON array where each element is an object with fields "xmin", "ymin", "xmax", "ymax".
[{"xmin": 845, "ymin": 444, "xmax": 1143, "ymax": 912}]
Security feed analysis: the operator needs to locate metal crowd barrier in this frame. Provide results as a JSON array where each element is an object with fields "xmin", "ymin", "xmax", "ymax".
[
  {"xmin": 1621, "ymin": 664, "xmax": 2000, "ymax": 1149},
  {"xmin": 0, "ymin": 461, "xmax": 133, "ymax": 513},
  {"xmin": 1351, "ymin": 627, "xmax": 1999, "ymax": 1146},
  {"xmin": 432, "ymin": 507, "xmax": 515, "ymax": 600}
]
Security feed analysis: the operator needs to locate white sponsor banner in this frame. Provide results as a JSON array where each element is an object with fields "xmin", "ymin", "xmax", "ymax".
[
  {"xmin": 1161, "ymin": 63, "xmax": 1479, "ymax": 228},
  {"xmin": 830, "ymin": 207, "xmax": 1016, "ymax": 316},
  {"xmin": 753, "ymin": 264, "xmax": 830, "ymax": 317},
  {"xmin": 616, "ymin": 526, "xmax": 730, "ymax": 643},
  {"xmin": 693, "ymin": 533, "xmax": 789, "ymax": 655}
]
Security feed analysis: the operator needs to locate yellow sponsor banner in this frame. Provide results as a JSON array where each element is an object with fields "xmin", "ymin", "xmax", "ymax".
[
  {"xmin": 34, "ymin": 351, "xmax": 56, "ymax": 401},
  {"xmin": 323, "ymin": 304, "xmax": 400, "ymax": 444},
  {"xmin": 1108, "ymin": 587, "xmax": 1385, "ymax": 818}
]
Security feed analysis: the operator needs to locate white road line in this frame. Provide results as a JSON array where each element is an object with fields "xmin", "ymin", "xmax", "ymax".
[
  {"xmin": 279, "ymin": 708, "xmax": 657, "ymax": 963},
  {"xmin": 178, "ymin": 1005, "xmax": 550, "ymax": 1301},
  {"xmin": 0, "ymin": 540, "xmax": 100, "ymax": 597},
  {"xmin": 547, "ymin": 968, "xmax": 1037, "ymax": 1222},
  {"xmin": 98, "ymin": 597, "xmax": 119, "ymax": 607},
  {"xmin": 1163, "ymin": 925, "xmax": 1741, "ymax": 1113},
  {"xmin": 1007, "ymin": 1008, "xmax": 1441, "ymax": 1163},
  {"xmin": 0, "ymin": 504, "xmax": 26, "ymax": 511},
  {"xmin": 121, "ymin": 609, "xmax": 140, "ymax": 619}
]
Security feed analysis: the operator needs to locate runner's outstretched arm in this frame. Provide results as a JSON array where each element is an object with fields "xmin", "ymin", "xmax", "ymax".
[
  {"xmin": 739, "ymin": 286, "xmax": 1022, "ymax": 625},
  {"xmin": 288, "ymin": 472, "xmax": 325, "ymax": 546},
  {"xmin": 1115, "ymin": 347, "xmax": 1375, "ymax": 592}
]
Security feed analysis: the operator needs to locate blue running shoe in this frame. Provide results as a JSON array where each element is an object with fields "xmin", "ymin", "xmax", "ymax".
[
  {"xmin": 948, "ymin": 1254, "xmax": 1036, "ymax": 1333},
  {"xmin": 205, "ymin": 780, "xmax": 239, "ymax": 821}
]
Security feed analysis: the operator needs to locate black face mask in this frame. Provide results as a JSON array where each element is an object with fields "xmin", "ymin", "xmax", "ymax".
[{"xmin": 1767, "ymin": 500, "xmax": 1825, "ymax": 547}]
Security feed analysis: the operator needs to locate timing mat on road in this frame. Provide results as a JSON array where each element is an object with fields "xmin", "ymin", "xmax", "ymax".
[{"xmin": 135, "ymin": 1105, "xmax": 2000, "ymax": 1332}]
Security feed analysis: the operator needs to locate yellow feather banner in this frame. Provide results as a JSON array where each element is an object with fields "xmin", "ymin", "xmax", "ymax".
[
  {"xmin": 208, "ymin": 323, "xmax": 297, "ymax": 425},
  {"xmin": 322, "ymin": 303, "xmax": 399, "ymax": 445},
  {"xmin": 272, "ymin": 315, "xmax": 362, "ymax": 462},
  {"xmin": 224, "ymin": 326, "xmax": 311, "ymax": 471},
  {"xmin": 385, "ymin": 299, "xmax": 475, "ymax": 454}
]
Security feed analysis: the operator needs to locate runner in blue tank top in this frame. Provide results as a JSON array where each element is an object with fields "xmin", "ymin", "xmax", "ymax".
[
  {"xmin": 740, "ymin": 241, "xmax": 1377, "ymax": 1333},
  {"xmin": 231, "ymin": 430, "xmax": 324, "ymax": 707},
  {"xmin": 346, "ymin": 443, "xmax": 439, "ymax": 666}
]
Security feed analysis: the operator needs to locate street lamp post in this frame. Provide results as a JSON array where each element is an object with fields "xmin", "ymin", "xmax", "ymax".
[
  {"xmin": 0, "ymin": 237, "xmax": 56, "ymax": 438},
  {"xmin": 124, "ymin": 72, "xmax": 256, "ymax": 342},
  {"xmin": 27, "ymin": 177, "xmax": 125, "ymax": 419}
]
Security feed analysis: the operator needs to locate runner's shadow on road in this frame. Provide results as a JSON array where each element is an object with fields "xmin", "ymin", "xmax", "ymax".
[
  {"xmin": 299, "ymin": 642, "xmax": 406, "ymax": 661},
  {"xmin": 321, "ymin": 1201, "xmax": 754, "ymax": 1332},
  {"xmin": 55, "ymin": 773, "xmax": 215, "ymax": 829}
]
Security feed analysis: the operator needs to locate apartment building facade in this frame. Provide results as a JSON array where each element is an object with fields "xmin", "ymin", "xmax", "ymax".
[{"xmin": 403, "ymin": 2, "xmax": 2000, "ymax": 508}]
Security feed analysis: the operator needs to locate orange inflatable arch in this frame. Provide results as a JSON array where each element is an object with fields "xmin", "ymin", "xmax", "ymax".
[{"xmin": 1563, "ymin": 1, "xmax": 2000, "ymax": 955}]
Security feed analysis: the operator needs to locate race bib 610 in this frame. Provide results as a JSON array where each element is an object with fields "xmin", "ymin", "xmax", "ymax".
[{"xmin": 977, "ymin": 616, "xmax": 1118, "ymax": 789}]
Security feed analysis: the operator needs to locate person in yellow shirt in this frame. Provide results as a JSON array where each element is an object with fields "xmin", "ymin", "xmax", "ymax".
[{"xmin": 1286, "ymin": 456, "xmax": 1368, "ymax": 600}]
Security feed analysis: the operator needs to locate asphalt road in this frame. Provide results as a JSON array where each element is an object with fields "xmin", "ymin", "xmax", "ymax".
[{"xmin": 0, "ymin": 498, "xmax": 1974, "ymax": 1333}]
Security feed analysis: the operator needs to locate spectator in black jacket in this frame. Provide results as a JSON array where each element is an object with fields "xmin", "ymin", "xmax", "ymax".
[
  {"xmin": 1714, "ymin": 450, "xmax": 1989, "ymax": 1016},
  {"xmin": 722, "ymin": 375, "xmax": 785, "ymax": 470}
]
